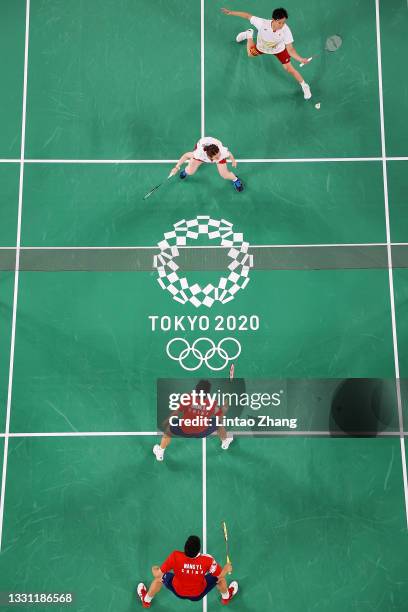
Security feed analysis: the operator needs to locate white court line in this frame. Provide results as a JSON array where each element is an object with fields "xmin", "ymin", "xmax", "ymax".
[
  {"xmin": 0, "ymin": 432, "xmax": 160, "ymax": 438},
  {"xmin": 200, "ymin": 0, "xmax": 205, "ymax": 139},
  {"xmin": 202, "ymin": 436, "xmax": 207, "ymax": 612},
  {"xmin": 0, "ymin": 0, "xmax": 31, "ymax": 553},
  {"xmin": 0, "ymin": 157, "xmax": 407, "ymax": 164},
  {"xmin": 0, "ymin": 242, "xmax": 401, "ymax": 250},
  {"xmin": 0, "ymin": 431, "xmax": 405, "ymax": 439},
  {"xmin": 375, "ymin": 0, "xmax": 408, "ymax": 528}
]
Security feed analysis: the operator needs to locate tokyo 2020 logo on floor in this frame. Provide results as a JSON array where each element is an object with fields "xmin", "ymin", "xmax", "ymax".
[{"xmin": 153, "ymin": 216, "xmax": 254, "ymax": 308}]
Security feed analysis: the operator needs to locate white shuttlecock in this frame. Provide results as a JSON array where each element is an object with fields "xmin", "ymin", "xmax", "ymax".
[{"xmin": 314, "ymin": 103, "xmax": 321, "ymax": 109}]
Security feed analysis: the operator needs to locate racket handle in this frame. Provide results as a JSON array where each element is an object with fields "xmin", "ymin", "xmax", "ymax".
[{"xmin": 300, "ymin": 56, "xmax": 313, "ymax": 67}]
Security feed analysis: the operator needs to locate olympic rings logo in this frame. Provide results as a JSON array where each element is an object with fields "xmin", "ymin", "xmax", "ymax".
[{"xmin": 166, "ymin": 337, "xmax": 241, "ymax": 371}]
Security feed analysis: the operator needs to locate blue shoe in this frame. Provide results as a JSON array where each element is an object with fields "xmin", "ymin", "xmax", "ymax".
[
  {"xmin": 233, "ymin": 178, "xmax": 243, "ymax": 192},
  {"xmin": 180, "ymin": 170, "xmax": 187, "ymax": 179}
]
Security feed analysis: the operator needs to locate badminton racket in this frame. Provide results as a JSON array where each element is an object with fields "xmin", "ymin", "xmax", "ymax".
[
  {"xmin": 142, "ymin": 168, "xmax": 177, "ymax": 200},
  {"xmin": 221, "ymin": 521, "xmax": 232, "ymax": 572},
  {"xmin": 299, "ymin": 35, "xmax": 343, "ymax": 67}
]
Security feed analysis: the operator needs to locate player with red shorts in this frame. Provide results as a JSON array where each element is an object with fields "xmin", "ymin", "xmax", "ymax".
[
  {"xmin": 137, "ymin": 535, "xmax": 238, "ymax": 607},
  {"xmin": 153, "ymin": 380, "xmax": 234, "ymax": 461},
  {"xmin": 221, "ymin": 7, "xmax": 312, "ymax": 100}
]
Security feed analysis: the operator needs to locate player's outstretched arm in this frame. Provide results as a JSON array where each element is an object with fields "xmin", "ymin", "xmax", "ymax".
[
  {"xmin": 228, "ymin": 153, "xmax": 237, "ymax": 168},
  {"xmin": 221, "ymin": 8, "xmax": 252, "ymax": 20},
  {"xmin": 286, "ymin": 43, "xmax": 309, "ymax": 65},
  {"xmin": 171, "ymin": 152, "xmax": 193, "ymax": 175}
]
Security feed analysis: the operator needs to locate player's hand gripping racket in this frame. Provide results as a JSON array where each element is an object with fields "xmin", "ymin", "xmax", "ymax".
[
  {"xmin": 142, "ymin": 168, "xmax": 177, "ymax": 200},
  {"xmin": 221, "ymin": 521, "xmax": 232, "ymax": 573}
]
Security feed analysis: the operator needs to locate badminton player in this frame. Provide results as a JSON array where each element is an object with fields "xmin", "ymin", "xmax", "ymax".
[
  {"xmin": 221, "ymin": 7, "xmax": 312, "ymax": 100},
  {"xmin": 153, "ymin": 380, "xmax": 234, "ymax": 462},
  {"xmin": 171, "ymin": 136, "xmax": 244, "ymax": 192},
  {"xmin": 137, "ymin": 535, "xmax": 238, "ymax": 607}
]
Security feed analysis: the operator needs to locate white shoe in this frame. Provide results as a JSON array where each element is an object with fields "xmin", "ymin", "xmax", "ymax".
[
  {"xmin": 221, "ymin": 435, "xmax": 234, "ymax": 450},
  {"xmin": 222, "ymin": 581, "xmax": 239, "ymax": 604},
  {"xmin": 153, "ymin": 444, "xmax": 164, "ymax": 461},
  {"xmin": 236, "ymin": 29, "xmax": 253, "ymax": 43},
  {"xmin": 301, "ymin": 82, "xmax": 312, "ymax": 100}
]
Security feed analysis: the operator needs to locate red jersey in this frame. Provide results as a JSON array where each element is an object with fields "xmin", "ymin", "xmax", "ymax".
[
  {"xmin": 177, "ymin": 396, "xmax": 222, "ymax": 435},
  {"xmin": 161, "ymin": 550, "xmax": 222, "ymax": 597}
]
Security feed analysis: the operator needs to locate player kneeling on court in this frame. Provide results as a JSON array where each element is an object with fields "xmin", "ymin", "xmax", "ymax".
[
  {"xmin": 137, "ymin": 535, "xmax": 238, "ymax": 607},
  {"xmin": 153, "ymin": 380, "xmax": 234, "ymax": 461},
  {"xmin": 222, "ymin": 7, "xmax": 312, "ymax": 100},
  {"xmin": 171, "ymin": 137, "xmax": 244, "ymax": 192}
]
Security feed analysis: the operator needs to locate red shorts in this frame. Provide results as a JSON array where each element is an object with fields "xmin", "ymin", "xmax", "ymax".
[
  {"xmin": 249, "ymin": 45, "xmax": 291, "ymax": 64},
  {"xmin": 192, "ymin": 157, "xmax": 227, "ymax": 165}
]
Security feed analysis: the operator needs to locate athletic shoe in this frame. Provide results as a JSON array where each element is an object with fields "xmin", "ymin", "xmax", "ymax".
[
  {"xmin": 301, "ymin": 82, "xmax": 312, "ymax": 100},
  {"xmin": 236, "ymin": 29, "xmax": 253, "ymax": 43},
  {"xmin": 232, "ymin": 178, "xmax": 243, "ymax": 192},
  {"xmin": 137, "ymin": 583, "xmax": 151, "ymax": 608},
  {"xmin": 221, "ymin": 581, "xmax": 239, "ymax": 605},
  {"xmin": 153, "ymin": 444, "xmax": 165, "ymax": 461},
  {"xmin": 179, "ymin": 169, "xmax": 187, "ymax": 179},
  {"xmin": 221, "ymin": 435, "xmax": 234, "ymax": 450}
]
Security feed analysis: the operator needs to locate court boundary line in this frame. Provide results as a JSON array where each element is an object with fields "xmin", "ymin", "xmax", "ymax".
[
  {"xmin": 0, "ymin": 431, "xmax": 406, "ymax": 438},
  {"xmin": 0, "ymin": 0, "xmax": 31, "ymax": 552},
  {"xmin": 375, "ymin": 0, "xmax": 408, "ymax": 528},
  {"xmin": 1, "ymin": 242, "xmax": 406, "ymax": 249},
  {"xmin": 0, "ymin": 157, "xmax": 408, "ymax": 164},
  {"xmin": 201, "ymin": 5, "xmax": 208, "ymax": 610}
]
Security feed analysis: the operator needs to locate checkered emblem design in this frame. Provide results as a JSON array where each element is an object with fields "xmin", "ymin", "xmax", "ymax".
[{"xmin": 153, "ymin": 216, "xmax": 254, "ymax": 308}]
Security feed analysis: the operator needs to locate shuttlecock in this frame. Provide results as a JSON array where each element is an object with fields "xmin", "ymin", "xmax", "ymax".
[{"xmin": 314, "ymin": 103, "xmax": 321, "ymax": 109}]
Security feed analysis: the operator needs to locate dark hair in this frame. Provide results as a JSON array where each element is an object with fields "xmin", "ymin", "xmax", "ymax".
[
  {"xmin": 195, "ymin": 379, "xmax": 211, "ymax": 394},
  {"xmin": 203, "ymin": 144, "xmax": 219, "ymax": 159},
  {"xmin": 184, "ymin": 535, "xmax": 201, "ymax": 558},
  {"xmin": 272, "ymin": 8, "xmax": 288, "ymax": 20}
]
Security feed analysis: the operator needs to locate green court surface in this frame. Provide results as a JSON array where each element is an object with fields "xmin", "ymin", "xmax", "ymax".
[{"xmin": 1, "ymin": 1, "xmax": 408, "ymax": 611}]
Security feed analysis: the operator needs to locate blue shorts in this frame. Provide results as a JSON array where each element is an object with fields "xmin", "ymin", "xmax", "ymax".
[
  {"xmin": 162, "ymin": 572, "xmax": 218, "ymax": 601},
  {"xmin": 169, "ymin": 418, "xmax": 218, "ymax": 439}
]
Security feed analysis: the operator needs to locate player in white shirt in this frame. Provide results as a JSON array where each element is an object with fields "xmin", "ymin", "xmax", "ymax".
[
  {"xmin": 171, "ymin": 137, "xmax": 244, "ymax": 192},
  {"xmin": 221, "ymin": 7, "xmax": 312, "ymax": 100}
]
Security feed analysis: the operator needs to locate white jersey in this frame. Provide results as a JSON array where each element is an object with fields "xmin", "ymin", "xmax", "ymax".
[
  {"xmin": 193, "ymin": 137, "xmax": 230, "ymax": 163},
  {"xmin": 250, "ymin": 16, "xmax": 294, "ymax": 55}
]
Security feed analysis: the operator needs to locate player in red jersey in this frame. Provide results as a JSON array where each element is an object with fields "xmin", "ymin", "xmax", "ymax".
[
  {"xmin": 153, "ymin": 380, "xmax": 234, "ymax": 461},
  {"xmin": 137, "ymin": 535, "xmax": 238, "ymax": 607}
]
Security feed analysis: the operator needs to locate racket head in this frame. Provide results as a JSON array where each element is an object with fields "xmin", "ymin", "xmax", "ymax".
[{"xmin": 325, "ymin": 35, "xmax": 342, "ymax": 52}]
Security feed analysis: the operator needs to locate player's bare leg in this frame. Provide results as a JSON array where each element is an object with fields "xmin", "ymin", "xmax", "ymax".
[
  {"xmin": 283, "ymin": 62, "xmax": 312, "ymax": 99},
  {"xmin": 153, "ymin": 433, "xmax": 171, "ymax": 461},
  {"xmin": 217, "ymin": 577, "xmax": 239, "ymax": 605},
  {"xmin": 184, "ymin": 158, "xmax": 202, "ymax": 176},
  {"xmin": 217, "ymin": 163, "xmax": 237, "ymax": 182},
  {"xmin": 217, "ymin": 163, "xmax": 244, "ymax": 192},
  {"xmin": 137, "ymin": 567, "xmax": 164, "ymax": 608}
]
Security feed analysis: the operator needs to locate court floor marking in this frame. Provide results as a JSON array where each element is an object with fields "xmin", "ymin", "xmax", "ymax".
[
  {"xmin": 375, "ymin": 0, "xmax": 408, "ymax": 527},
  {"xmin": 2, "ymin": 243, "xmax": 407, "ymax": 249},
  {"xmin": 1, "ymin": 156, "xmax": 408, "ymax": 164},
  {"xmin": 0, "ymin": 431, "xmax": 406, "ymax": 438},
  {"xmin": 0, "ymin": 0, "xmax": 30, "ymax": 552}
]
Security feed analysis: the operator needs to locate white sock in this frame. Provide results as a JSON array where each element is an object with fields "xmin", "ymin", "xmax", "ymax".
[
  {"xmin": 221, "ymin": 591, "xmax": 230, "ymax": 600},
  {"xmin": 144, "ymin": 594, "xmax": 153, "ymax": 603}
]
